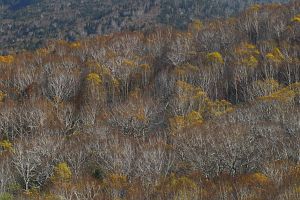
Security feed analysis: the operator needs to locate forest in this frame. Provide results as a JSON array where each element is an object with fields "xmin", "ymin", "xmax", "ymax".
[
  {"xmin": 0, "ymin": 0, "xmax": 291, "ymax": 51},
  {"xmin": 0, "ymin": 1, "xmax": 300, "ymax": 199}
]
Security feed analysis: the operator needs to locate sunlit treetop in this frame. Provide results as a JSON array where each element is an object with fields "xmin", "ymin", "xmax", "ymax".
[
  {"xmin": 259, "ymin": 82, "xmax": 300, "ymax": 102},
  {"xmin": 112, "ymin": 78, "xmax": 120, "ymax": 88},
  {"xmin": 237, "ymin": 55, "xmax": 259, "ymax": 68},
  {"xmin": 0, "ymin": 91, "xmax": 6, "ymax": 102},
  {"xmin": 0, "ymin": 140, "xmax": 13, "ymax": 152},
  {"xmin": 52, "ymin": 162, "xmax": 72, "ymax": 182},
  {"xmin": 235, "ymin": 42, "xmax": 260, "ymax": 68},
  {"xmin": 292, "ymin": 14, "xmax": 300, "ymax": 23},
  {"xmin": 86, "ymin": 73, "xmax": 102, "ymax": 85},
  {"xmin": 266, "ymin": 48, "xmax": 285, "ymax": 63},
  {"xmin": 185, "ymin": 110, "xmax": 203, "ymax": 126},
  {"xmin": 175, "ymin": 81, "xmax": 208, "ymax": 108},
  {"xmin": 169, "ymin": 110, "xmax": 203, "ymax": 131},
  {"xmin": 207, "ymin": 52, "xmax": 224, "ymax": 64},
  {"xmin": 0, "ymin": 55, "xmax": 14, "ymax": 64},
  {"xmin": 69, "ymin": 41, "xmax": 81, "ymax": 49}
]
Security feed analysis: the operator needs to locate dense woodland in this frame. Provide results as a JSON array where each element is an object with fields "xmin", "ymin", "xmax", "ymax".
[
  {"xmin": 0, "ymin": 0, "xmax": 291, "ymax": 51},
  {"xmin": 0, "ymin": 1, "xmax": 300, "ymax": 199}
]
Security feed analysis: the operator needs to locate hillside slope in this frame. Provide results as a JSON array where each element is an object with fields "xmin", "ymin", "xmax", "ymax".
[
  {"xmin": 0, "ymin": 1, "xmax": 300, "ymax": 199},
  {"xmin": 0, "ymin": 0, "xmax": 291, "ymax": 51}
]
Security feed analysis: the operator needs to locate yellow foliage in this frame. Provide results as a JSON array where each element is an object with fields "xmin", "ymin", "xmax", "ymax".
[
  {"xmin": 185, "ymin": 111, "xmax": 203, "ymax": 126},
  {"xmin": 241, "ymin": 55, "xmax": 258, "ymax": 68},
  {"xmin": 69, "ymin": 41, "xmax": 81, "ymax": 48},
  {"xmin": 260, "ymin": 88, "xmax": 295, "ymax": 102},
  {"xmin": 0, "ymin": 140, "xmax": 13, "ymax": 152},
  {"xmin": 101, "ymin": 66, "xmax": 111, "ymax": 76},
  {"xmin": 86, "ymin": 73, "xmax": 102, "ymax": 85},
  {"xmin": 273, "ymin": 48, "xmax": 284, "ymax": 58},
  {"xmin": 0, "ymin": 91, "xmax": 6, "ymax": 102},
  {"xmin": 252, "ymin": 79, "xmax": 281, "ymax": 97},
  {"xmin": 194, "ymin": 90, "xmax": 207, "ymax": 100},
  {"xmin": 52, "ymin": 162, "xmax": 72, "ymax": 182},
  {"xmin": 176, "ymin": 81, "xmax": 206, "ymax": 98},
  {"xmin": 179, "ymin": 81, "xmax": 206, "ymax": 98},
  {"xmin": 260, "ymin": 82, "xmax": 300, "ymax": 103},
  {"xmin": 112, "ymin": 78, "xmax": 120, "ymax": 87},
  {"xmin": 266, "ymin": 53, "xmax": 276, "ymax": 60},
  {"xmin": 0, "ymin": 55, "xmax": 14, "ymax": 64},
  {"xmin": 249, "ymin": 4, "xmax": 261, "ymax": 12},
  {"xmin": 292, "ymin": 14, "xmax": 300, "ymax": 23},
  {"xmin": 266, "ymin": 48, "xmax": 285, "ymax": 63},
  {"xmin": 175, "ymin": 81, "xmax": 208, "ymax": 115},
  {"xmin": 135, "ymin": 111, "xmax": 147, "ymax": 122},
  {"xmin": 259, "ymin": 82, "xmax": 300, "ymax": 103},
  {"xmin": 170, "ymin": 111, "xmax": 203, "ymax": 130},
  {"xmin": 236, "ymin": 43, "xmax": 260, "ymax": 68},
  {"xmin": 207, "ymin": 52, "xmax": 224, "ymax": 64}
]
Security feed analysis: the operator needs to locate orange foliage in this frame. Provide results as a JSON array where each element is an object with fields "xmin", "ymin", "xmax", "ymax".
[{"xmin": 0, "ymin": 55, "xmax": 14, "ymax": 64}]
